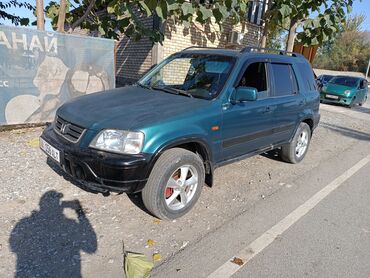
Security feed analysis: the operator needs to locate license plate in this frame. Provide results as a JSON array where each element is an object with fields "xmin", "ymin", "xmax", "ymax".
[
  {"xmin": 326, "ymin": 94, "xmax": 339, "ymax": 100},
  {"xmin": 40, "ymin": 138, "xmax": 60, "ymax": 163}
]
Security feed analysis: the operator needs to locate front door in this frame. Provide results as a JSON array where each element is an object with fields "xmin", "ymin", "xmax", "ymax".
[{"xmin": 221, "ymin": 61, "xmax": 274, "ymax": 161}]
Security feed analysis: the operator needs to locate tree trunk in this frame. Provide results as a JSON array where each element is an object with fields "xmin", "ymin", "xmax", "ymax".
[
  {"xmin": 36, "ymin": 0, "xmax": 44, "ymax": 31},
  {"xmin": 57, "ymin": 0, "xmax": 67, "ymax": 32},
  {"xmin": 286, "ymin": 20, "xmax": 298, "ymax": 52},
  {"xmin": 260, "ymin": 26, "xmax": 268, "ymax": 48}
]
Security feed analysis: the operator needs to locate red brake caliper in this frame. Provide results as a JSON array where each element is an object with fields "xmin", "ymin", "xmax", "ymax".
[
  {"xmin": 166, "ymin": 172, "xmax": 179, "ymax": 198},
  {"xmin": 165, "ymin": 187, "xmax": 173, "ymax": 198}
]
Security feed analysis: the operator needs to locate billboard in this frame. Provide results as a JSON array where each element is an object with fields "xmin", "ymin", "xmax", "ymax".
[{"xmin": 0, "ymin": 25, "xmax": 115, "ymax": 125}]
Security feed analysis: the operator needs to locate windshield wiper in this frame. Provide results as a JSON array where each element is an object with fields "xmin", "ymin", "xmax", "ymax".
[
  {"xmin": 151, "ymin": 86, "xmax": 193, "ymax": 98},
  {"xmin": 136, "ymin": 82, "xmax": 152, "ymax": 90}
]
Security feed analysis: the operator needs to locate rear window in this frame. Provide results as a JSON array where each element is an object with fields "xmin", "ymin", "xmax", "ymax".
[
  {"xmin": 298, "ymin": 62, "xmax": 317, "ymax": 91},
  {"xmin": 271, "ymin": 63, "xmax": 298, "ymax": 97}
]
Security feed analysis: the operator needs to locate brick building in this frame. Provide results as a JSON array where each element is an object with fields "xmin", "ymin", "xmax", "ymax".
[{"xmin": 116, "ymin": 1, "xmax": 268, "ymax": 85}]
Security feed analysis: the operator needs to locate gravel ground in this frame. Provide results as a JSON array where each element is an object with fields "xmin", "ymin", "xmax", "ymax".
[{"xmin": 0, "ymin": 102, "xmax": 369, "ymax": 277}]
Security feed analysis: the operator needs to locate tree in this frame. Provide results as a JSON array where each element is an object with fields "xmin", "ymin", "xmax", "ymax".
[
  {"xmin": 0, "ymin": 1, "xmax": 34, "ymax": 26},
  {"xmin": 36, "ymin": 0, "xmax": 45, "ymax": 30},
  {"xmin": 263, "ymin": 0, "xmax": 355, "ymax": 52},
  {"xmin": 44, "ymin": 0, "xmax": 252, "ymax": 42},
  {"xmin": 313, "ymin": 15, "xmax": 370, "ymax": 73},
  {"xmin": 56, "ymin": 0, "xmax": 67, "ymax": 32}
]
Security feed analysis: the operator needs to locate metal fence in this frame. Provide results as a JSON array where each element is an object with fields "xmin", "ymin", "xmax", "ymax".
[{"xmin": 0, "ymin": 25, "xmax": 115, "ymax": 125}]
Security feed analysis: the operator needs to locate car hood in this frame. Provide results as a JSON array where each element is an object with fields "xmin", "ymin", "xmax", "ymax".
[
  {"xmin": 325, "ymin": 83, "xmax": 355, "ymax": 95},
  {"xmin": 57, "ymin": 86, "xmax": 210, "ymax": 131}
]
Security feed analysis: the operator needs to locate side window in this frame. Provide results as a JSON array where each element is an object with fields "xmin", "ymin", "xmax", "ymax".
[
  {"xmin": 360, "ymin": 80, "xmax": 366, "ymax": 89},
  {"xmin": 271, "ymin": 63, "xmax": 298, "ymax": 97},
  {"xmin": 298, "ymin": 62, "xmax": 317, "ymax": 91},
  {"xmin": 238, "ymin": 62, "xmax": 268, "ymax": 98}
]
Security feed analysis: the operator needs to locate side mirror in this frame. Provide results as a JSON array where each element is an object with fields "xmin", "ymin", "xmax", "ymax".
[{"xmin": 233, "ymin": 87, "xmax": 257, "ymax": 103}]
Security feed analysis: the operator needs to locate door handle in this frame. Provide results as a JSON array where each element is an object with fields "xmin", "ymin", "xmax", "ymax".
[{"xmin": 263, "ymin": 106, "xmax": 272, "ymax": 113}]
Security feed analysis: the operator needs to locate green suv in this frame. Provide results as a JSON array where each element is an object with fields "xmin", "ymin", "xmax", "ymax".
[{"xmin": 40, "ymin": 47, "xmax": 320, "ymax": 220}]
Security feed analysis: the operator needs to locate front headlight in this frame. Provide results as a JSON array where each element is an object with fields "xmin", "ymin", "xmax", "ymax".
[
  {"xmin": 89, "ymin": 129, "xmax": 144, "ymax": 154},
  {"xmin": 322, "ymin": 86, "xmax": 327, "ymax": 92},
  {"xmin": 344, "ymin": 90, "xmax": 351, "ymax": 96}
]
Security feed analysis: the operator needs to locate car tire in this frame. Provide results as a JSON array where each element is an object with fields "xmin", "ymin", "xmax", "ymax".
[
  {"xmin": 359, "ymin": 96, "xmax": 367, "ymax": 106},
  {"xmin": 142, "ymin": 148, "xmax": 205, "ymax": 220},
  {"xmin": 281, "ymin": 122, "xmax": 311, "ymax": 164},
  {"xmin": 348, "ymin": 97, "xmax": 356, "ymax": 108}
]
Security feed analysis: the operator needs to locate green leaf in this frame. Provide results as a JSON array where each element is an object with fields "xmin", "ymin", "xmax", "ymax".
[
  {"xmin": 139, "ymin": 1, "xmax": 152, "ymax": 16},
  {"xmin": 213, "ymin": 8, "xmax": 222, "ymax": 22},
  {"xmin": 98, "ymin": 25, "xmax": 106, "ymax": 36},
  {"xmin": 278, "ymin": 4, "xmax": 292, "ymax": 18},
  {"xmin": 156, "ymin": 0, "xmax": 168, "ymax": 20},
  {"xmin": 181, "ymin": 2, "xmax": 194, "ymax": 15},
  {"xmin": 199, "ymin": 5, "xmax": 212, "ymax": 21},
  {"xmin": 19, "ymin": 18, "xmax": 29, "ymax": 26},
  {"xmin": 107, "ymin": 0, "xmax": 118, "ymax": 14}
]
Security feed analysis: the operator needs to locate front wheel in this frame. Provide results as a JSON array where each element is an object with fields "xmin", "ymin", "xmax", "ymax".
[
  {"xmin": 142, "ymin": 148, "xmax": 205, "ymax": 220},
  {"xmin": 281, "ymin": 122, "xmax": 311, "ymax": 164},
  {"xmin": 359, "ymin": 96, "xmax": 367, "ymax": 106}
]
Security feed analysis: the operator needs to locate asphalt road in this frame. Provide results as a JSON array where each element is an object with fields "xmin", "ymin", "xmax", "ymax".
[
  {"xmin": 0, "ymin": 100, "xmax": 369, "ymax": 277},
  {"xmin": 153, "ymin": 102, "xmax": 370, "ymax": 278}
]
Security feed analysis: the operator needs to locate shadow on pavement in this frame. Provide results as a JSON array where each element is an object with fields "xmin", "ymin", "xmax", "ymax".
[
  {"xmin": 46, "ymin": 158, "xmax": 154, "ymax": 216},
  {"xmin": 9, "ymin": 190, "xmax": 97, "ymax": 278},
  {"xmin": 321, "ymin": 122, "xmax": 370, "ymax": 141},
  {"xmin": 260, "ymin": 148, "xmax": 284, "ymax": 162},
  {"xmin": 353, "ymin": 105, "xmax": 370, "ymax": 115},
  {"xmin": 321, "ymin": 101, "xmax": 370, "ymax": 115}
]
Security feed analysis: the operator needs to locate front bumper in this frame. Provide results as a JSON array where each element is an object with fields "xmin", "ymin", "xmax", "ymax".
[
  {"xmin": 40, "ymin": 125, "xmax": 151, "ymax": 194},
  {"xmin": 320, "ymin": 93, "xmax": 353, "ymax": 105}
]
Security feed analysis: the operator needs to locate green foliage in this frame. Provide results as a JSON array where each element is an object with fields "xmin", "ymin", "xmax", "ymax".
[
  {"xmin": 264, "ymin": 0, "xmax": 355, "ymax": 47},
  {"xmin": 44, "ymin": 0, "xmax": 251, "ymax": 42},
  {"xmin": 0, "ymin": 1, "xmax": 34, "ymax": 26},
  {"xmin": 313, "ymin": 15, "xmax": 370, "ymax": 73}
]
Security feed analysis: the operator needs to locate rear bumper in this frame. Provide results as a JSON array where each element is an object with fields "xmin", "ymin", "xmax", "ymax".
[{"xmin": 40, "ymin": 125, "xmax": 151, "ymax": 194}]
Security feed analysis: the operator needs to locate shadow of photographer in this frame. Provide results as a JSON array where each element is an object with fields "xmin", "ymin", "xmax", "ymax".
[{"xmin": 9, "ymin": 190, "xmax": 97, "ymax": 278}]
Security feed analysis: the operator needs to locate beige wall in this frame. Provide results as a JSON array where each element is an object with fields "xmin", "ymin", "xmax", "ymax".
[
  {"xmin": 162, "ymin": 19, "xmax": 262, "ymax": 59},
  {"xmin": 115, "ymin": 18, "xmax": 262, "ymax": 85}
]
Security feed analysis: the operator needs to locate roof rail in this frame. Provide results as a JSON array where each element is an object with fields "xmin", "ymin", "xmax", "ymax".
[
  {"xmin": 182, "ymin": 46, "xmax": 223, "ymax": 51},
  {"xmin": 241, "ymin": 47, "xmax": 304, "ymax": 58}
]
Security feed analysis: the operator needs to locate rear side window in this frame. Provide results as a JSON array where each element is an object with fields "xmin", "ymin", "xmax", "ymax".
[
  {"xmin": 298, "ymin": 62, "xmax": 317, "ymax": 91},
  {"xmin": 271, "ymin": 63, "xmax": 298, "ymax": 97}
]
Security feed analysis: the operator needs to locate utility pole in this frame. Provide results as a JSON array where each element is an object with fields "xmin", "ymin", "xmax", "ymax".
[
  {"xmin": 366, "ymin": 57, "xmax": 370, "ymax": 79},
  {"xmin": 36, "ymin": 0, "xmax": 45, "ymax": 31}
]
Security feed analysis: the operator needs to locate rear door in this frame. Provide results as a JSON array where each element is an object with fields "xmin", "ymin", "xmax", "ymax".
[{"xmin": 267, "ymin": 62, "xmax": 305, "ymax": 144}]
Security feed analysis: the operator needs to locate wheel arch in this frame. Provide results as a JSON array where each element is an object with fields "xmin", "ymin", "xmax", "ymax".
[{"xmin": 148, "ymin": 138, "xmax": 215, "ymax": 187}]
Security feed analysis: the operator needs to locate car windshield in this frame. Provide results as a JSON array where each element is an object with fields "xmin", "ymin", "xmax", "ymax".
[
  {"xmin": 329, "ymin": 76, "xmax": 359, "ymax": 88},
  {"xmin": 138, "ymin": 54, "xmax": 235, "ymax": 100},
  {"xmin": 322, "ymin": 75, "xmax": 334, "ymax": 82}
]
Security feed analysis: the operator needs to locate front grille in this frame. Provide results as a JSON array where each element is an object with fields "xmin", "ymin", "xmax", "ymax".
[{"xmin": 54, "ymin": 116, "xmax": 85, "ymax": 143}]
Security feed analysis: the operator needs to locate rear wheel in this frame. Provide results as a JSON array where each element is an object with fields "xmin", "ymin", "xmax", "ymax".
[
  {"xmin": 281, "ymin": 122, "xmax": 311, "ymax": 164},
  {"xmin": 142, "ymin": 148, "xmax": 205, "ymax": 220}
]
